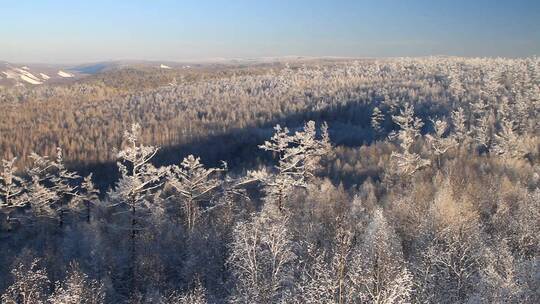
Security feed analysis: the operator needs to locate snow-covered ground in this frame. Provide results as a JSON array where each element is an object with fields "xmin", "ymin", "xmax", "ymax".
[
  {"xmin": 160, "ymin": 64, "xmax": 172, "ymax": 69},
  {"xmin": 2, "ymin": 70, "xmax": 18, "ymax": 79},
  {"xmin": 57, "ymin": 70, "xmax": 74, "ymax": 77},
  {"xmin": 14, "ymin": 68, "xmax": 43, "ymax": 84},
  {"xmin": 40, "ymin": 73, "xmax": 50, "ymax": 80},
  {"xmin": 2, "ymin": 68, "xmax": 43, "ymax": 84},
  {"xmin": 20, "ymin": 74, "xmax": 43, "ymax": 84}
]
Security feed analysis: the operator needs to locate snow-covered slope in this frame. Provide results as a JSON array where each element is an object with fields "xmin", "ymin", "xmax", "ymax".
[
  {"xmin": 0, "ymin": 63, "xmax": 80, "ymax": 86},
  {"xmin": 14, "ymin": 68, "xmax": 43, "ymax": 84},
  {"xmin": 2, "ymin": 67, "xmax": 42, "ymax": 84},
  {"xmin": 57, "ymin": 70, "xmax": 74, "ymax": 77}
]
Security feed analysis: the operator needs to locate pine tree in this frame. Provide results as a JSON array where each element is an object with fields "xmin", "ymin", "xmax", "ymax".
[
  {"xmin": 426, "ymin": 119, "xmax": 457, "ymax": 167},
  {"xmin": 0, "ymin": 158, "xmax": 27, "ymax": 228},
  {"xmin": 25, "ymin": 153, "xmax": 57, "ymax": 219},
  {"xmin": 371, "ymin": 106, "xmax": 385, "ymax": 134},
  {"xmin": 475, "ymin": 116, "xmax": 491, "ymax": 150},
  {"xmin": 493, "ymin": 116, "xmax": 529, "ymax": 160},
  {"xmin": 49, "ymin": 148, "xmax": 81, "ymax": 227},
  {"xmin": 75, "ymin": 174, "xmax": 100, "ymax": 223},
  {"xmin": 389, "ymin": 103, "xmax": 430, "ymax": 176},
  {"xmin": 23, "ymin": 149, "xmax": 81, "ymax": 227},
  {"xmin": 259, "ymin": 121, "xmax": 331, "ymax": 211},
  {"xmin": 166, "ymin": 155, "xmax": 226, "ymax": 231},
  {"xmin": 450, "ymin": 107, "xmax": 471, "ymax": 146},
  {"xmin": 107, "ymin": 123, "xmax": 166, "ymax": 291}
]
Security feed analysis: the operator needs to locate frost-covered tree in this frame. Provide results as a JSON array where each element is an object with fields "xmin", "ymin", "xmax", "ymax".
[
  {"xmin": 166, "ymin": 155, "xmax": 226, "ymax": 231},
  {"xmin": 1, "ymin": 259, "xmax": 50, "ymax": 304},
  {"xmin": 228, "ymin": 205, "xmax": 296, "ymax": 303},
  {"xmin": 448, "ymin": 67, "xmax": 465, "ymax": 100},
  {"xmin": 450, "ymin": 107, "xmax": 471, "ymax": 146},
  {"xmin": 371, "ymin": 106, "xmax": 385, "ymax": 134},
  {"xmin": 493, "ymin": 116, "xmax": 530, "ymax": 160},
  {"xmin": 75, "ymin": 174, "xmax": 101, "ymax": 223},
  {"xmin": 25, "ymin": 149, "xmax": 80, "ymax": 226},
  {"xmin": 108, "ymin": 123, "xmax": 166, "ymax": 237},
  {"xmin": 421, "ymin": 220, "xmax": 484, "ymax": 303},
  {"xmin": 482, "ymin": 67, "xmax": 503, "ymax": 100},
  {"xmin": 295, "ymin": 227, "xmax": 356, "ymax": 304},
  {"xmin": 475, "ymin": 240, "xmax": 530, "ymax": 303},
  {"xmin": 426, "ymin": 119, "xmax": 457, "ymax": 167},
  {"xmin": 0, "ymin": 158, "xmax": 27, "ymax": 228},
  {"xmin": 164, "ymin": 280, "xmax": 207, "ymax": 304},
  {"xmin": 25, "ymin": 153, "xmax": 59, "ymax": 220},
  {"xmin": 48, "ymin": 262, "xmax": 105, "ymax": 304},
  {"xmin": 473, "ymin": 112, "xmax": 493, "ymax": 152},
  {"xmin": 50, "ymin": 148, "xmax": 81, "ymax": 227},
  {"xmin": 107, "ymin": 123, "xmax": 166, "ymax": 289},
  {"xmin": 348, "ymin": 209, "xmax": 413, "ymax": 303},
  {"xmin": 258, "ymin": 125, "xmax": 299, "ymax": 210},
  {"xmin": 389, "ymin": 103, "xmax": 430, "ymax": 176},
  {"xmin": 259, "ymin": 121, "xmax": 331, "ymax": 211}
]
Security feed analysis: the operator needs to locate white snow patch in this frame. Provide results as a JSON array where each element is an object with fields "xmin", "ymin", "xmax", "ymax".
[
  {"xmin": 57, "ymin": 70, "xmax": 74, "ymax": 77},
  {"xmin": 21, "ymin": 66, "xmax": 30, "ymax": 70},
  {"xmin": 2, "ymin": 68, "xmax": 43, "ymax": 84},
  {"xmin": 20, "ymin": 74, "xmax": 43, "ymax": 84},
  {"xmin": 160, "ymin": 64, "xmax": 172, "ymax": 69},
  {"xmin": 40, "ymin": 73, "xmax": 50, "ymax": 80},
  {"xmin": 2, "ymin": 70, "xmax": 18, "ymax": 79},
  {"xmin": 14, "ymin": 68, "xmax": 41, "ymax": 82}
]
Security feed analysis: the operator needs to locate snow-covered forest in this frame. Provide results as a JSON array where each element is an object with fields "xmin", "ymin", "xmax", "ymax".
[{"xmin": 1, "ymin": 57, "xmax": 539, "ymax": 303}]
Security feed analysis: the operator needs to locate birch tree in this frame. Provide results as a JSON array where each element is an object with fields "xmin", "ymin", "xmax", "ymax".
[
  {"xmin": 295, "ymin": 227, "xmax": 355, "ymax": 304},
  {"xmin": 165, "ymin": 281, "xmax": 207, "ymax": 304},
  {"xmin": 1, "ymin": 259, "xmax": 50, "ymax": 304},
  {"xmin": 348, "ymin": 209, "xmax": 413, "ymax": 304},
  {"xmin": 227, "ymin": 205, "xmax": 296, "ymax": 303},
  {"xmin": 48, "ymin": 263, "xmax": 105, "ymax": 304}
]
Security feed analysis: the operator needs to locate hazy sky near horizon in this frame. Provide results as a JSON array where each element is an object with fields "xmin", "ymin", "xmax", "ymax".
[{"xmin": 1, "ymin": 0, "xmax": 539, "ymax": 63}]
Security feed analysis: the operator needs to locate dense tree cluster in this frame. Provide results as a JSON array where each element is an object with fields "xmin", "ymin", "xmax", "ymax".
[
  {"xmin": 1, "ymin": 57, "xmax": 537, "ymax": 169},
  {"xmin": 0, "ymin": 57, "xmax": 539, "ymax": 303}
]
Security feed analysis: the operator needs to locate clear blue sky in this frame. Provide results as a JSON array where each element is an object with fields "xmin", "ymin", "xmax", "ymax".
[{"xmin": 1, "ymin": 0, "xmax": 539, "ymax": 63}]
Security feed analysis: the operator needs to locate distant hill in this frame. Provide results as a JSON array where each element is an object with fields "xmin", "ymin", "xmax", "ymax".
[{"xmin": 0, "ymin": 61, "xmax": 80, "ymax": 87}]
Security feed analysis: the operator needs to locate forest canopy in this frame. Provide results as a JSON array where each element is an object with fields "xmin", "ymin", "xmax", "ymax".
[{"xmin": 0, "ymin": 57, "xmax": 539, "ymax": 303}]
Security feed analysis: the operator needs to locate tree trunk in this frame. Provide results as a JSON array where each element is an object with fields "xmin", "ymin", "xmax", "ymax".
[
  {"xmin": 85, "ymin": 200, "xmax": 91, "ymax": 223},
  {"xmin": 130, "ymin": 197, "xmax": 137, "ymax": 292}
]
